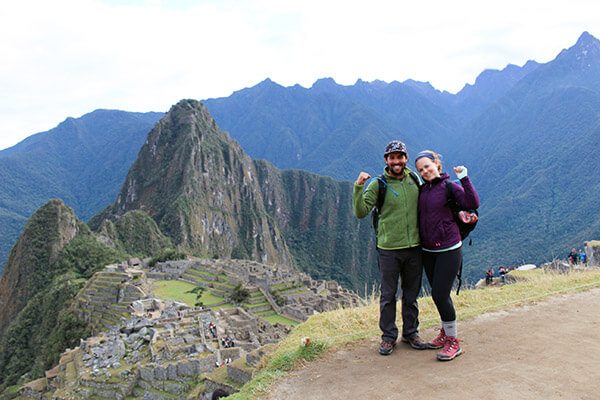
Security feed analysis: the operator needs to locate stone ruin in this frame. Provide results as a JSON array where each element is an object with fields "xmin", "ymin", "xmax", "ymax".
[
  {"xmin": 149, "ymin": 258, "xmax": 365, "ymax": 322},
  {"xmin": 25, "ymin": 298, "xmax": 291, "ymax": 399},
  {"xmin": 19, "ymin": 256, "xmax": 365, "ymax": 399}
]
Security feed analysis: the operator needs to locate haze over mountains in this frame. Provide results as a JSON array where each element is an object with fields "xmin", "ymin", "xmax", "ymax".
[{"xmin": 1, "ymin": 31, "xmax": 600, "ymax": 279}]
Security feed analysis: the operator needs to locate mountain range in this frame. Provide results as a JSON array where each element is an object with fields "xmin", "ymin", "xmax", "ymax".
[{"xmin": 1, "ymin": 31, "xmax": 600, "ymax": 278}]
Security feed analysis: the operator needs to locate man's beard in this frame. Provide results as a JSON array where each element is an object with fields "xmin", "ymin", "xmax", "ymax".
[{"xmin": 387, "ymin": 163, "xmax": 405, "ymax": 176}]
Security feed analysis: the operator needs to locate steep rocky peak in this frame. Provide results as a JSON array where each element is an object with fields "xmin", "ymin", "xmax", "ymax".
[
  {"xmin": 141, "ymin": 99, "xmax": 236, "ymax": 163},
  {"xmin": 572, "ymin": 31, "xmax": 600, "ymax": 59},
  {"xmin": 574, "ymin": 31, "xmax": 600, "ymax": 49},
  {"xmin": 555, "ymin": 31, "xmax": 600, "ymax": 66},
  {"xmin": 20, "ymin": 199, "xmax": 80, "ymax": 263},
  {"xmin": 161, "ymin": 99, "xmax": 218, "ymax": 139},
  {"xmin": 110, "ymin": 99, "xmax": 289, "ymax": 265}
]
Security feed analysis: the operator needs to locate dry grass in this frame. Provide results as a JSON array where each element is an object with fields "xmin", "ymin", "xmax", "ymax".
[{"xmin": 227, "ymin": 267, "xmax": 600, "ymax": 400}]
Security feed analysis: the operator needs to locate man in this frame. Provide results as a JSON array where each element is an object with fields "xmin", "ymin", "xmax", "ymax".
[{"xmin": 353, "ymin": 140, "xmax": 428, "ymax": 355}]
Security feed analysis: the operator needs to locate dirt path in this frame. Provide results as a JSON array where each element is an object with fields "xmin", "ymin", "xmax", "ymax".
[{"xmin": 265, "ymin": 288, "xmax": 600, "ymax": 400}]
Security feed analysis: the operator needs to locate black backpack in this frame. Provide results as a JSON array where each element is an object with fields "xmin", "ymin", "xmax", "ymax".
[
  {"xmin": 445, "ymin": 181, "xmax": 479, "ymax": 243},
  {"xmin": 371, "ymin": 172, "xmax": 421, "ymax": 239}
]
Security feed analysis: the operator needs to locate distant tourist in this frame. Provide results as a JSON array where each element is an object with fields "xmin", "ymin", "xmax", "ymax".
[
  {"xmin": 414, "ymin": 150, "xmax": 480, "ymax": 361},
  {"xmin": 485, "ymin": 268, "xmax": 493, "ymax": 285},
  {"xmin": 208, "ymin": 322, "xmax": 217, "ymax": 338},
  {"xmin": 499, "ymin": 266, "xmax": 506, "ymax": 283},
  {"xmin": 353, "ymin": 140, "xmax": 428, "ymax": 356},
  {"xmin": 579, "ymin": 249, "xmax": 587, "ymax": 266},
  {"xmin": 220, "ymin": 335, "xmax": 235, "ymax": 348},
  {"xmin": 568, "ymin": 248, "xmax": 579, "ymax": 266}
]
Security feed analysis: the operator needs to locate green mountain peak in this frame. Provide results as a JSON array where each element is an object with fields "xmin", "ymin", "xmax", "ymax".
[{"xmin": 0, "ymin": 199, "xmax": 82, "ymax": 334}]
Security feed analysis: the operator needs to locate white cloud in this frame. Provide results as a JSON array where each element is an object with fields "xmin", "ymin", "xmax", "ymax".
[{"xmin": 1, "ymin": 0, "xmax": 599, "ymax": 149}]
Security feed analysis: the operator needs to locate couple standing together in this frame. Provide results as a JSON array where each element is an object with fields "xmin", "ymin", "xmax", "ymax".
[{"xmin": 352, "ymin": 140, "xmax": 480, "ymax": 361}]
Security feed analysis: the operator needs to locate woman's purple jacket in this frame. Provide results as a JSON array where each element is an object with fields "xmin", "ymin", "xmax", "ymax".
[{"xmin": 418, "ymin": 172, "xmax": 480, "ymax": 250}]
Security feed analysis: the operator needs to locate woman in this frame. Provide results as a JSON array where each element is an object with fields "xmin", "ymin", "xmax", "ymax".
[{"xmin": 414, "ymin": 150, "xmax": 480, "ymax": 361}]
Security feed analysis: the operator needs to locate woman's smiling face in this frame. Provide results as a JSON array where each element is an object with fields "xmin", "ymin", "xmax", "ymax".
[{"xmin": 416, "ymin": 156, "xmax": 441, "ymax": 182}]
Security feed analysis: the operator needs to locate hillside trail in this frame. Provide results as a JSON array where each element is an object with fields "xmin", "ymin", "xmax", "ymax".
[{"xmin": 265, "ymin": 288, "xmax": 600, "ymax": 400}]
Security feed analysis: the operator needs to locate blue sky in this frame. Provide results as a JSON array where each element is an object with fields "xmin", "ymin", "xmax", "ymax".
[{"xmin": 1, "ymin": 0, "xmax": 599, "ymax": 150}]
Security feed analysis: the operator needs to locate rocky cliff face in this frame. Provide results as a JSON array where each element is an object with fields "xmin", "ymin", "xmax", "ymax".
[
  {"xmin": 0, "ymin": 199, "xmax": 81, "ymax": 334},
  {"xmin": 254, "ymin": 165, "xmax": 377, "ymax": 289},
  {"xmin": 110, "ymin": 100, "xmax": 291, "ymax": 265}
]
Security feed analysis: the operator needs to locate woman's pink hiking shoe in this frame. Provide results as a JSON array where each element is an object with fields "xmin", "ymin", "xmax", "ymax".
[
  {"xmin": 428, "ymin": 328, "xmax": 446, "ymax": 349},
  {"xmin": 436, "ymin": 336, "xmax": 462, "ymax": 361}
]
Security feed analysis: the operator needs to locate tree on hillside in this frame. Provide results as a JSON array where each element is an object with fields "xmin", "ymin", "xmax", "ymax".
[
  {"xmin": 229, "ymin": 283, "xmax": 250, "ymax": 304},
  {"xmin": 186, "ymin": 285, "xmax": 205, "ymax": 307}
]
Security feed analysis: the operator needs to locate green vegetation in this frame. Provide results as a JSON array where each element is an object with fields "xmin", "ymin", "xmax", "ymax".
[
  {"xmin": 0, "ymin": 273, "xmax": 90, "ymax": 389},
  {"xmin": 256, "ymin": 312, "xmax": 300, "ymax": 327},
  {"xmin": 148, "ymin": 248, "xmax": 186, "ymax": 268},
  {"xmin": 152, "ymin": 280, "xmax": 227, "ymax": 307},
  {"xmin": 229, "ymin": 283, "xmax": 250, "ymax": 304},
  {"xmin": 102, "ymin": 210, "xmax": 173, "ymax": 257},
  {"xmin": 151, "ymin": 280, "xmax": 199, "ymax": 306},
  {"xmin": 0, "ymin": 384, "xmax": 19, "ymax": 400},
  {"xmin": 228, "ymin": 268, "xmax": 600, "ymax": 399},
  {"xmin": 57, "ymin": 234, "xmax": 125, "ymax": 278},
  {"xmin": 0, "ymin": 202, "xmax": 126, "ymax": 391},
  {"xmin": 4, "ymin": 200, "xmax": 63, "ymax": 294},
  {"xmin": 187, "ymin": 285, "xmax": 206, "ymax": 307}
]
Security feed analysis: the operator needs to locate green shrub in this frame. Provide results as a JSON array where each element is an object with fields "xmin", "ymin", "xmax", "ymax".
[{"xmin": 148, "ymin": 248, "xmax": 186, "ymax": 267}]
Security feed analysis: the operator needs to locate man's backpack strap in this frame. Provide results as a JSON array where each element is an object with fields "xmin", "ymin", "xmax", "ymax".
[
  {"xmin": 371, "ymin": 175, "xmax": 387, "ymax": 238},
  {"xmin": 408, "ymin": 170, "xmax": 423, "ymax": 188},
  {"xmin": 376, "ymin": 175, "xmax": 387, "ymax": 214}
]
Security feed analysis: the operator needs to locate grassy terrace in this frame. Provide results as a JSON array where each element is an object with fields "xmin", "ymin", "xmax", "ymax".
[
  {"xmin": 183, "ymin": 267, "xmax": 217, "ymax": 281},
  {"xmin": 270, "ymin": 282, "xmax": 304, "ymax": 291},
  {"xmin": 255, "ymin": 311, "xmax": 300, "ymax": 327},
  {"xmin": 151, "ymin": 280, "xmax": 299, "ymax": 326},
  {"xmin": 228, "ymin": 268, "xmax": 600, "ymax": 400},
  {"xmin": 151, "ymin": 280, "xmax": 230, "ymax": 308},
  {"xmin": 277, "ymin": 288, "xmax": 308, "ymax": 296},
  {"xmin": 190, "ymin": 268, "xmax": 217, "ymax": 278}
]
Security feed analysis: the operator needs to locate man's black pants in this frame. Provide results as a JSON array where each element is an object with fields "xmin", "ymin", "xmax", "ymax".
[{"xmin": 378, "ymin": 247, "xmax": 423, "ymax": 343}]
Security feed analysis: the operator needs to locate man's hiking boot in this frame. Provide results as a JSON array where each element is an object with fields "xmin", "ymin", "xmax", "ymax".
[
  {"xmin": 437, "ymin": 336, "xmax": 462, "ymax": 361},
  {"xmin": 428, "ymin": 328, "xmax": 447, "ymax": 350},
  {"xmin": 401, "ymin": 334, "xmax": 429, "ymax": 350},
  {"xmin": 379, "ymin": 340, "xmax": 396, "ymax": 356}
]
